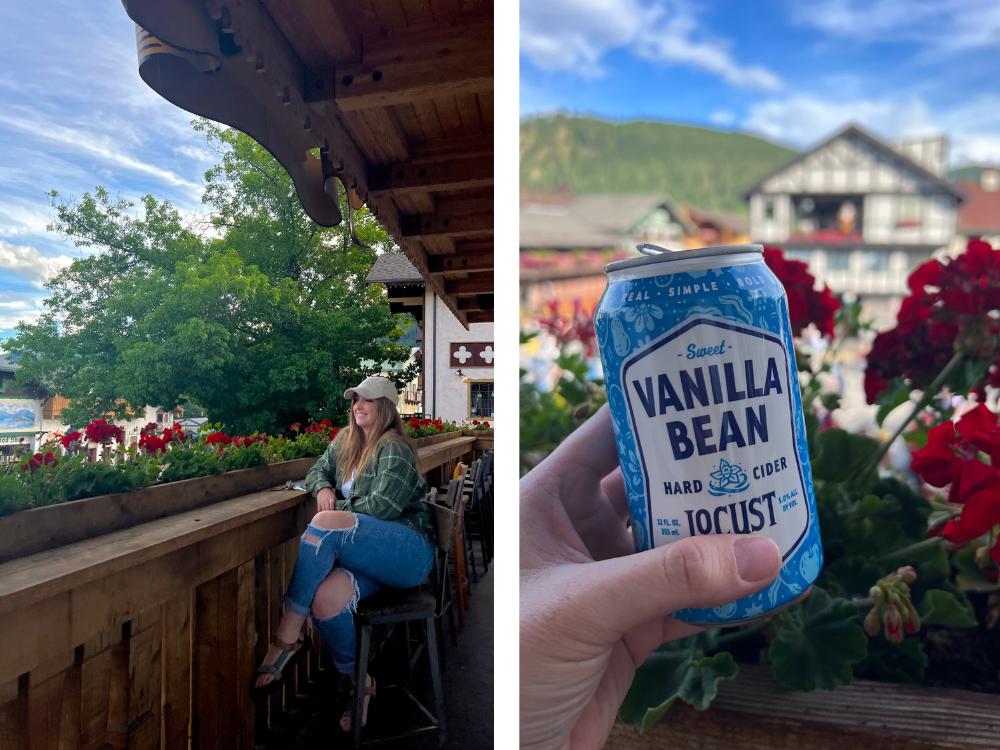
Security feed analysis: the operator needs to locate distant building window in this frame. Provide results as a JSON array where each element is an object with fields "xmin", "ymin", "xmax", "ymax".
[
  {"xmin": 764, "ymin": 199, "xmax": 775, "ymax": 220},
  {"xmin": 862, "ymin": 251, "xmax": 889, "ymax": 272},
  {"xmin": 895, "ymin": 197, "xmax": 921, "ymax": 228},
  {"xmin": 469, "ymin": 381, "xmax": 494, "ymax": 419},
  {"xmin": 825, "ymin": 251, "xmax": 850, "ymax": 271},
  {"xmin": 784, "ymin": 250, "xmax": 812, "ymax": 264}
]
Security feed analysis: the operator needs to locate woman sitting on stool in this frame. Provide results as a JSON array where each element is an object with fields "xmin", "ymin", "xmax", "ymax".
[{"xmin": 252, "ymin": 376, "xmax": 434, "ymax": 732}]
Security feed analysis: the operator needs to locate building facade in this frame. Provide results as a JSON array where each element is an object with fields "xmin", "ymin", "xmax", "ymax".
[
  {"xmin": 742, "ymin": 126, "xmax": 966, "ymax": 326},
  {"xmin": 366, "ymin": 253, "xmax": 495, "ymax": 424}
]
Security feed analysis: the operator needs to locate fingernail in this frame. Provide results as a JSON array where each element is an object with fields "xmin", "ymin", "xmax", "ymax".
[{"xmin": 734, "ymin": 537, "xmax": 779, "ymax": 582}]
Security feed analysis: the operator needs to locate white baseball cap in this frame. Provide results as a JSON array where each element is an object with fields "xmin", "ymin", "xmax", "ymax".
[{"xmin": 344, "ymin": 376, "xmax": 399, "ymax": 402}]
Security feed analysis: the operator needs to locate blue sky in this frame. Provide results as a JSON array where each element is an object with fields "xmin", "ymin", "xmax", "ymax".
[
  {"xmin": 0, "ymin": 1, "xmax": 212, "ymax": 342},
  {"xmin": 521, "ymin": 0, "xmax": 1000, "ymax": 161}
]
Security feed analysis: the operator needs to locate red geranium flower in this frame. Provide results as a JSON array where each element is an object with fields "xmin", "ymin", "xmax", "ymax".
[
  {"xmin": 139, "ymin": 422, "xmax": 159, "ymax": 437},
  {"xmin": 537, "ymin": 298, "xmax": 599, "ymax": 357},
  {"xmin": 941, "ymin": 474, "xmax": 1000, "ymax": 565},
  {"xmin": 290, "ymin": 422, "xmax": 301, "ymax": 432},
  {"xmin": 140, "ymin": 434, "xmax": 167, "ymax": 454},
  {"xmin": 205, "ymin": 432, "xmax": 232, "ymax": 446},
  {"xmin": 85, "ymin": 419, "xmax": 124, "ymax": 445},
  {"xmin": 865, "ymin": 238, "xmax": 1000, "ymax": 404},
  {"xmin": 762, "ymin": 246, "xmax": 841, "ymax": 338},
  {"xmin": 60, "ymin": 431, "xmax": 82, "ymax": 448}
]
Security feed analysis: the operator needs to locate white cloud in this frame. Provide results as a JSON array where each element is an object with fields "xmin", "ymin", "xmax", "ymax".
[
  {"xmin": 0, "ymin": 107, "xmax": 200, "ymax": 192},
  {"xmin": 742, "ymin": 94, "xmax": 1000, "ymax": 165},
  {"xmin": 790, "ymin": 0, "xmax": 1000, "ymax": 53},
  {"xmin": 0, "ymin": 241, "xmax": 73, "ymax": 289},
  {"xmin": 709, "ymin": 109, "xmax": 735, "ymax": 126},
  {"xmin": 520, "ymin": 0, "xmax": 782, "ymax": 90}
]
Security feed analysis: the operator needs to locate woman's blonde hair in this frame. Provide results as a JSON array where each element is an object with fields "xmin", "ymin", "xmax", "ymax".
[{"xmin": 336, "ymin": 395, "xmax": 416, "ymax": 479}]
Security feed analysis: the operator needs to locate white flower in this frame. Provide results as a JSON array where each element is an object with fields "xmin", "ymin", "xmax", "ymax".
[{"xmin": 623, "ymin": 303, "xmax": 663, "ymax": 333}]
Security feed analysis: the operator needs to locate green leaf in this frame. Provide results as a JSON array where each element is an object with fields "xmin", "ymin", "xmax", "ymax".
[
  {"xmin": 820, "ymin": 392, "xmax": 841, "ymax": 412},
  {"xmin": 810, "ymin": 428, "xmax": 881, "ymax": 485},
  {"xmin": 918, "ymin": 589, "xmax": 977, "ymax": 628},
  {"xmin": 874, "ymin": 378, "xmax": 913, "ymax": 427},
  {"xmin": 619, "ymin": 645, "xmax": 694, "ymax": 729},
  {"xmin": 856, "ymin": 636, "xmax": 927, "ymax": 684},
  {"xmin": 619, "ymin": 641, "xmax": 738, "ymax": 731},
  {"xmin": 678, "ymin": 652, "xmax": 739, "ymax": 710},
  {"xmin": 768, "ymin": 588, "xmax": 868, "ymax": 691},
  {"xmin": 952, "ymin": 543, "xmax": 996, "ymax": 589}
]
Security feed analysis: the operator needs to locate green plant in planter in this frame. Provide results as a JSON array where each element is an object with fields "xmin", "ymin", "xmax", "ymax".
[{"xmin": 619, "ymin": 240, "xmax": 1000, "ymax": 731}]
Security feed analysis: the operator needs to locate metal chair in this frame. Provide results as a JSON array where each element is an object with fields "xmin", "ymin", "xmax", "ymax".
[{"xmin": 351, "ymin": 587, "xmax": 446, "ymax": 748}]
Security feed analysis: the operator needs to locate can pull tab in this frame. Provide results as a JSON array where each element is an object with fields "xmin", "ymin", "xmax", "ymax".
[{"xmin": 636, "ymin": 243, "xmax": 673, "ymax": 256}]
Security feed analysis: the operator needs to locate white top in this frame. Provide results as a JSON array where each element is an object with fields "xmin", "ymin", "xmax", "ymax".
[{"xmin": 341, "ymin": 469, "xmax": 357, "ymax": 497}]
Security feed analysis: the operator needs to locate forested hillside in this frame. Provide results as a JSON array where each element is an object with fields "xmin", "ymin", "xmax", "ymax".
[{"xmin": 520, "ymin": 114, "xmax": 798, "ymax": 216}]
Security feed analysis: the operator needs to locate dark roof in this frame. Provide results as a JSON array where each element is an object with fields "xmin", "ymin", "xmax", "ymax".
[
  {"xmin": 740, "ymin": 124, "xmax": 968, "ymax": 201},
  {"xmin": 683, "ymin": 205, "xmax": 749, "ymax": 235},
  {"xmin": 365, "ymin": 253, "xmax": 425, "ymax": 285},
  {"xmin": 520, "ymin": 192, "xmax": 698, "ymax": 250},
  {"xmin": 955, "ymin": 180, "xmax": 1000, "ymax": 235},
  {"xmin": 0, "ymin": 355, "xmax": 19, "ymax": 372}
]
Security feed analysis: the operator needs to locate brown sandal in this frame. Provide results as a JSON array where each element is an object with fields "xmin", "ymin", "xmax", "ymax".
[{"xmin": 251, "ymin": 634, "xmax": 311, "ymax": 698}]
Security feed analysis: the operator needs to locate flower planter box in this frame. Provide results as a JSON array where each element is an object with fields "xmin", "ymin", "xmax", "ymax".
[
  {"xmin": 412, "ymin": 432, "xmax": 461, "ymax": 448},
  {"xmin": 607, "ymin": 664, "xmax": 1000, "ymax": 750},
  {"xmin": 0, "ymin": 456, "xmax": 319, "ymax": 563}
]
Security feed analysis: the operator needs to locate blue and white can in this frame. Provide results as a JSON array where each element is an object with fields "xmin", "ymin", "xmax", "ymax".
[{"xmin": 594, "ymin": 244, "xmax": 822, "ymax": 625}]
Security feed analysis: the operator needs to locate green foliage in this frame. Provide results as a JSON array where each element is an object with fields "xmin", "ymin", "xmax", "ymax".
[
  {"xmin": 767, "ymin": 588, "xmax": 868, "ymax": 691},
  {"xmin": 7, "ymin": 119, "xmax": 415, "ymax": 434},
  {"xmin": 875, "ymin": 378, "xmax": 914, "ymax": 427},
  {"xmin": 855, "ymin": 636, "xmax": 927, "ymax": 684},
  {"xmin": 810, "ymin": 428, "xmax": 881, "ymax": 486},
  {"xmin": 619, "ymin": 633, "xmax": 738, "ymax": 732},
  {"xmin": 519, "ymin": 349, "xmax": 606, "ymax": 475},
  {"xmin": 919, "ymin": 589, "xmax": 978, "ymax": 628},
  {"xmin": 519, "ymin": 114, "xmax": 797, "ymax": 216}
]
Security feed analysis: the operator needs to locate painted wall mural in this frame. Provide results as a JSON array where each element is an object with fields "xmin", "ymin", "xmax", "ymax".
[{"xmin": 0, "ymin": 399, "xmax": 41, "ymax": 432}]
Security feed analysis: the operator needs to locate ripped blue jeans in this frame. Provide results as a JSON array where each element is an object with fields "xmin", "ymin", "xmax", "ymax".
[{"xmin": 283, "ymin": 512, "xmax": 435, "ymax": 673}]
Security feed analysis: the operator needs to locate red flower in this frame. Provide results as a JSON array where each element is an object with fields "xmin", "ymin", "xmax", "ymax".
[
  {"xmin": 140, "ymin": 434, "xmax": 167, "ymax": 454},
  {"xmin": 85, "ymin": 419, "xmax": 124, "ymax": 445},
  {"xmin": 290, "ymin": 422, "xmax": 301, "ymax": 432},
  {"xmin": 910, "ymin": 422, "xmax": 963, "ymax": 487},
  {"xmin": 865, "ymin": 238, "xmax": 1000, "ymax": 402},
  {"xmin": 947, "ymin": 457, "xmax": 996, "ymax": 505},
  {"xmin": 317, "ymin": 419, "xmax": 333, "ymax": 430},
  {"xmin": 139, "ymin": 422, "xmax": 158, "ymax": 437},
  {"xmin": 955, "ymin": 404, "xmax": 1000, "ymax": 463},
  {"xmin": 60, "ymin": 431, "xmax": 82, "ymax": 448},
  {"xmin": 941, "ymin": 473, "xmax": 1000, "ymax": 555},
  {"xmin": 329, "ymin": 427, "xmax": 339, "ymax": 439},
  {"xmin": 762, "ymin": 247, "xmax": 841, "ymax": 338},
  {"xmin": 882, "ymin": 604, "xmax": 903, "ymax": 644},
  {"xmin": 205, "ymin": 432, "xmax": 232, "ymax": 446},
  {"xmin": 536, "ymin": 298, "xmax": 599, "ymax": 357}
]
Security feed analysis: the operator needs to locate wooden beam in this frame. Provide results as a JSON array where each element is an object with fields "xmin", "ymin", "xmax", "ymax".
[
  {"xmin": 334, "ymin": 20, "xmax": 493, "ymax": 111},
  {"xmin": 445, "ymin": 274, "xmax": 492, "ymax": 295},
  {"xmin": 428, "ymin": 252, "xmax": 493, "ymax": 274},
  {"xmin": 457, "ymin": 295, "xmax": 494, "ymax": 311},
  {"xmin": 400, "ymin": 210, "xmax": 493, "ymax": 238},
  {"xmin": 466, "ymin": 310, "xmax": 493, "ymax": 324},
  {"xmin": 409, "ymin": 133, "xmax": 493, "ymax": 160},
  {"xmin": 370, "ymin": 155, "xmax": 492, "ymax": 194}
]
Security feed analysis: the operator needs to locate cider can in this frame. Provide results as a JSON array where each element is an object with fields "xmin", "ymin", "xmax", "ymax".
[{"xmin": 594, "ymin": 244, "xmax": 822, "ymax": 625}]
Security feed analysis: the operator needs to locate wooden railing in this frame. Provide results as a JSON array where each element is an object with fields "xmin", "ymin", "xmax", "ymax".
[{"xmin": 0, "ymin": 433, "xmax": 486, "ymax": 750}]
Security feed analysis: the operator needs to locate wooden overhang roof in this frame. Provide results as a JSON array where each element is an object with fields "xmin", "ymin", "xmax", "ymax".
[{"xmin": 122, "ymin": 0, "xmax": 493, "ymax": 327}]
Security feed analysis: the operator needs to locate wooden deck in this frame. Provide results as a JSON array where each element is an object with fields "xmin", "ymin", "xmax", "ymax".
[{"xmin": 0, "ymin": 434, "xmax": 483, "ymax": 749}]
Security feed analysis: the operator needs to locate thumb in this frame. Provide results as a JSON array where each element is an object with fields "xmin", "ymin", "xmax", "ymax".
[{"xmin": 573, "ymin": 535, "xmax": 781, "ymax": 642}]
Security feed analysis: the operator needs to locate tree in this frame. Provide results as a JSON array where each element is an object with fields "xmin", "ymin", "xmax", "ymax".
[{"xmin": 8, "ymin": 120, "xmax": 417, "ymax": 434}]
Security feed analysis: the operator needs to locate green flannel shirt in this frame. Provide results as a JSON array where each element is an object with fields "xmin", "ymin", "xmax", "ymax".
[{"xmin": 305, "ymin": 437, "xmax": 432, "ymax": 541}]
